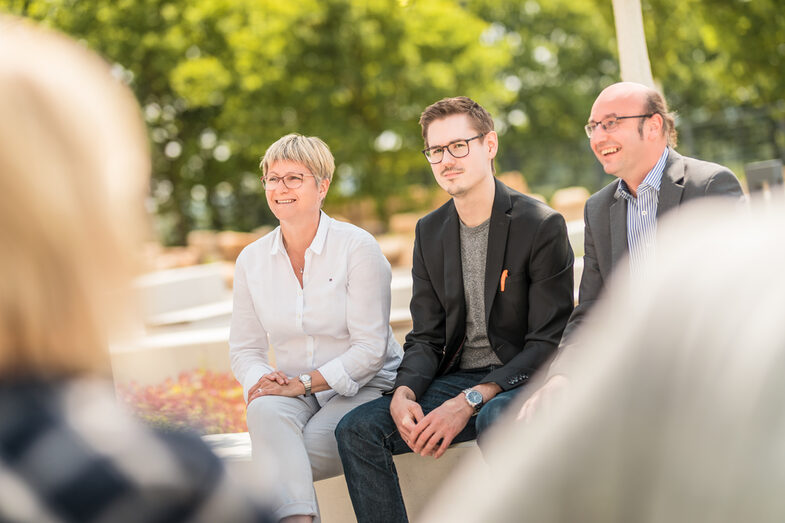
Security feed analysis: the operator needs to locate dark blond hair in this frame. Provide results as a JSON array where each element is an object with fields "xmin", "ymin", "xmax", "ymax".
[
  {"xmin": 419, "ymin": 97, "xmax": 496, "ymax": 173},
  {"xmin": 641, "ymin": 90, "xmax": 678, "ymax": 148},
  {"xmin": 419, "ymin": 96, "xmax": 495, "ymax": 146},
  {"xmin": 0, "ymin": 16, "xmax": 149, "ymax": 377},
  {"xmin": 260, "ymin": 133, "xmax": 335, "ymax": 185}
]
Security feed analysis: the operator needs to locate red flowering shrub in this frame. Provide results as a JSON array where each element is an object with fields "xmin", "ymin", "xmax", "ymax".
[{"xmin": 116, "ymin": 369, "xmax": 246, "ymax": 435}]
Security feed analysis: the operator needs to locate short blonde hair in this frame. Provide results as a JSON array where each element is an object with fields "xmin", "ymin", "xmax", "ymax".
[
  {"xmin": 0, "ymin": 16, "xmax": 150, "ymax": 378},
  {"xmin": 260, "ymin": 133, "xmax": 335, "ymax": 186}
]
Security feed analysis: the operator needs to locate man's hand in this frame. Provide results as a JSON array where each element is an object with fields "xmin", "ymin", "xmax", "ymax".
[
  {"xmin": 517, "ymin": 374, "xmax": 570, "ymax": 422},
  {"xmin": 389, "ymin": 386, "xmax": 424, "ymax": 449},
  {"xmin": 409, "ymin": 396, "xmax": 473, "ymax": 459}
]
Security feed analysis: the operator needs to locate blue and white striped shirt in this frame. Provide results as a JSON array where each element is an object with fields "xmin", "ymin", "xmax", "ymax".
[{"xmin": 615, "ymin": 147, "xmax": 669, "ymax": 273}]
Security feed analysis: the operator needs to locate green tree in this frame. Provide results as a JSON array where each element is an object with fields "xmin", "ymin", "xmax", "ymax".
[
  {"xmin": 467, "ymin": 0, "xmax": 784, "ymax": 193},
  {"xmin": 4, "ymin": 0, "xmax": 782, "ymax": 239},
  {"xmin": 5, "ymin": 0, "xmax": 511, "ymax": 242},
  {"xmin": 467, "ymin": 0, "xmax": 620, "ymax": 193},
  {"xmin": 642, "ymin": 0, "xmax": 785, "ymax": 166}
]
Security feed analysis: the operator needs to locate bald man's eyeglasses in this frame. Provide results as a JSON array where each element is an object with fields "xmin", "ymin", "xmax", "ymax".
[{"xmin": 584, "ymin": 114, "xmax": 654, "ymax": 138}]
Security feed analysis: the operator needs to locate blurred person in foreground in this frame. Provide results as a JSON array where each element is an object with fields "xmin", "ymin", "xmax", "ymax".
[
  {"xmin": 518, "ymin": 82, "xmax": 743, "ymax": 421},
  {"xmin": 335, "ymin": 96, "xmax": 574, "ymax": 522},
  {"xmin": 0, "ymin": 15, "xmax": 272, "ymax": 523},
  {"xmin": 229, "ymin": 133, "xmax": 403, "ymax": 522},
  {"xmin": 420, "ymin": 199, "xmax": 785, "ymax": 523}
]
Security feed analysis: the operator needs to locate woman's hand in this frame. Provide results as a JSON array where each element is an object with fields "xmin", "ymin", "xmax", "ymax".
[{"xmin": 247, "ymin": 371, "xmax": 305, "ymax": 403}]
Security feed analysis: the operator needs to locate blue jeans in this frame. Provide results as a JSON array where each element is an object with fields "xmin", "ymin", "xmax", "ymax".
[{"xmin": 335, "ymin": 369, "xmax": 519, "ymax": 523}]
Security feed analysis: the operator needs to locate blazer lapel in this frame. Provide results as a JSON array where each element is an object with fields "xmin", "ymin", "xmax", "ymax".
[
  {"xmin": 658, "ymin": 149, "xmax": 685, "ymax": 219},
  {"xmin": 484, "ymin": 179, "xmax": 512, "ymax": 324},
  {"xmin": 610, "ymin": 189, "xmax": 627, "ymax": 268},
  {"xmin": 442, "ymin": 204, "xmax": 465, "ymax": 331}
]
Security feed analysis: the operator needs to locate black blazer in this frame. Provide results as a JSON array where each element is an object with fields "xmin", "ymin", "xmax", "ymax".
[{"xmin": 393, "ymin": 178, "xmax": 575, "ymax": 399}]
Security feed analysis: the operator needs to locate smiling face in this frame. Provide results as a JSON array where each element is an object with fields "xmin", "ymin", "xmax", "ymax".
[
  {"xmin": 264, "ymin": 159, "xmax": 329, "ymax": 225},
  {"xmin": 589, "ymin": 83, "xmax": 667, "ymax": 188},
  {"xmin": 425, "ymin": 113, "xmax": 497, "ymax": 199}
]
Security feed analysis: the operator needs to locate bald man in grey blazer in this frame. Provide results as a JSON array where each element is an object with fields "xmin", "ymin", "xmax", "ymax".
[{"xmin": 519, "ymin": 82, "xmax": 743, "ymax": 420}]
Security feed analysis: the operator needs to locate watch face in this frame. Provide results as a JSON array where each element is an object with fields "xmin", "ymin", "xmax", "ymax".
[{"xmin": 467, "ymin": 390, "xmax": 483, "ymax": 406}]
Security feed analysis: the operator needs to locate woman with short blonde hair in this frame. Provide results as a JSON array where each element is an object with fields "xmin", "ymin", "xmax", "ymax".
[
  {"xmin": 231, "ymin": 133, "xmax": 402, "ymax": 522},
  {"xmin": 260, "ymin": 133, "xmax": 335, "ymax": 187}
]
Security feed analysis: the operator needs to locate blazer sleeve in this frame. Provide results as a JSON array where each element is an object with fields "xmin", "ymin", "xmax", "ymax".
[
  {"xmin": 483, "ymin": 211, "xmax": 575, "ymax": 390},
  {"xmin": 549, "ymin": 202, "xmax": 602, "ymax": 376},
  {"xmin": 392, "ymin": 220, "xmax": 445, "ymax": 399},
  {"xmin": 562, "ymin": 201, "xmax": 603, "ymax": 337},
  {"xmin": 705, "ymin": 169, "xmax": 743, "ymax": 199}
]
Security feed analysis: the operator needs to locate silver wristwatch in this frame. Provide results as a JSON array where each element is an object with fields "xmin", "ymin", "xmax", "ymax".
[
  {"xmin": 462, "ymin": 388, "xmax": 483, "ymax": 416},
  {"xmin": 299, "ymin": 374, "xmax": 312, "ymax": 396}
]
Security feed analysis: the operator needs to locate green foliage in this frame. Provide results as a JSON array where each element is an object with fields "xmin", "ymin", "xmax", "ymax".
[
  {"xmin": 641, "ymin": 0, "xmax": 785, "ymax": 169},
  {"xmin": 468, "ymin": 0, "xmax": 622, "ymax": 193},
  {"xmin": 3, "ymin": 0, "xmax": 782, "ymax": 240},
  {"xmin": 3, "ymin": 0, "xmax": 512, "ymax": 241},
  {"xmin": 170, "ymin": 56, "xmax": 232, "ymax": 107}
]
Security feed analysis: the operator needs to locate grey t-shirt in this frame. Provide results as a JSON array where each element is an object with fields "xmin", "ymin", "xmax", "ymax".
[{"xmin": 459, "ymin": 218, "xmax": 503, "ymax": 370}]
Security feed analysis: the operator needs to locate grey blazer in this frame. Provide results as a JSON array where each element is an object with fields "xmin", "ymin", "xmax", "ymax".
[{"xmin": 556, "ymin": 148, "xmax": 743, "ymax": 363}]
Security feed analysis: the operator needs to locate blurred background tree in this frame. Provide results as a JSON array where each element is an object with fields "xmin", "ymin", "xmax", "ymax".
[{"xmin": 4, "ymin": 0, "xmax": 783, "ymax": 243}]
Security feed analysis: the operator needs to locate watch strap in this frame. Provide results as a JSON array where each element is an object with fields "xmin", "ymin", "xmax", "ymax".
[
  {"xmin": 299, "ymin": 374, "xmax": 312, "ymax": 396},
  {"xmin": 462, "ymin": 388, "xmax": 483, "ymax": 415}
]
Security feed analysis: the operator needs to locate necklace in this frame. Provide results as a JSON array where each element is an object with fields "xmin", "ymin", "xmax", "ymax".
[{"xmin": 282, "ymin": 236, "xmax": 304, "ymax": 275}]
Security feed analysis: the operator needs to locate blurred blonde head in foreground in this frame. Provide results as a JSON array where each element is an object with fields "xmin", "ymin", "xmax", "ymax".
[
  {"xmin": 0, "ymin": 16, "xmax": 273, "ymax": 522},
  {"xmin": 422, "ymin": 199, "xmax": 785, "ymax": 523},
  {"xmin": 0, "ymin": 15, "xmax": 149, "ymax": 378}
]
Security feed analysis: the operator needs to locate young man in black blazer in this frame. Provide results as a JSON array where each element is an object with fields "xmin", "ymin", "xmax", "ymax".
[{"xmin": 335, "ymin": 97, "xmax": 574, "ymax": 523}]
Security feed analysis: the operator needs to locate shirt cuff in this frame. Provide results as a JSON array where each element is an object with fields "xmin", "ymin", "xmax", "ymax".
[
  {"xmin": 242, "ymin": 365, "xmax": 269, "ymax": 401},
  {"xmin": 318, "ymin": 359, "xmax": 360, "ymax": 397}
]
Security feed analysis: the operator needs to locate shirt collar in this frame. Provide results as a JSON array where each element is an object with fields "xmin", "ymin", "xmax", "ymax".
[
  {"xmin": 309, "ymin": 210, "xmax": 330, "ymax": 254},
  {"xmin": 270, "ymin": 210, "xmax": 331, "ymax": 256},
  {"xmin": 615, "ymin": 147, "xmax": 669, "ymax": 200}
]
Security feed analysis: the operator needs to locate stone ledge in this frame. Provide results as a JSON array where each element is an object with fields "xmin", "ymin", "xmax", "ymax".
[{"xmin": 204, "ymin": 432, "xmax": 479, "ymax": 523}]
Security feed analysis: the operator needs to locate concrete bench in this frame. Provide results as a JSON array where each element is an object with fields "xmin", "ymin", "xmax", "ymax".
[
  {"xmin": 203, "ymin": 432, "xmax": 479, "ymax": 523},
  {"xmin": 110, "ymin": 326, "xmax": 231, "ymax": 385},
  {"xmin": 135, "ymin": 262, "xmax": 231, "ymax": 318}
]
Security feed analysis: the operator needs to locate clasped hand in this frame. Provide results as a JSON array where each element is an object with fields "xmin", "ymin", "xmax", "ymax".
[
  {"xmin": 390, "ymin": 388, "xmax": 473, "ymax": 459},
  {"xmin": 246, "ymin": 371, "xmax": 304, "ymax": 404}
]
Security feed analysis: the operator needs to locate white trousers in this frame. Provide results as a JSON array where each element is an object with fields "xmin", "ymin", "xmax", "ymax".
[{"xmin": 246, "ymin": 375, "xmax": 391, "ymax": 520}]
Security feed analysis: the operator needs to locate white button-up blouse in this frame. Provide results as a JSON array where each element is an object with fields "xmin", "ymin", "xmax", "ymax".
[{"xmin": 230, "ymin": 212, "xmax": 403, "ymax": 405}]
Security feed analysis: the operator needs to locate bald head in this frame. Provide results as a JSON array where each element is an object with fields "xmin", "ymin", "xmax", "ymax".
[
  {"xmin": 596, "ymin": 82, "xmax": 652, "ymax": 105},
  {"xmin": 587, "ymin": 82, "xmax": 678, "ymax": 189},
  {"xmin": 592, "ymin": 82, "xmax": 678, "ymax": 148}
]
